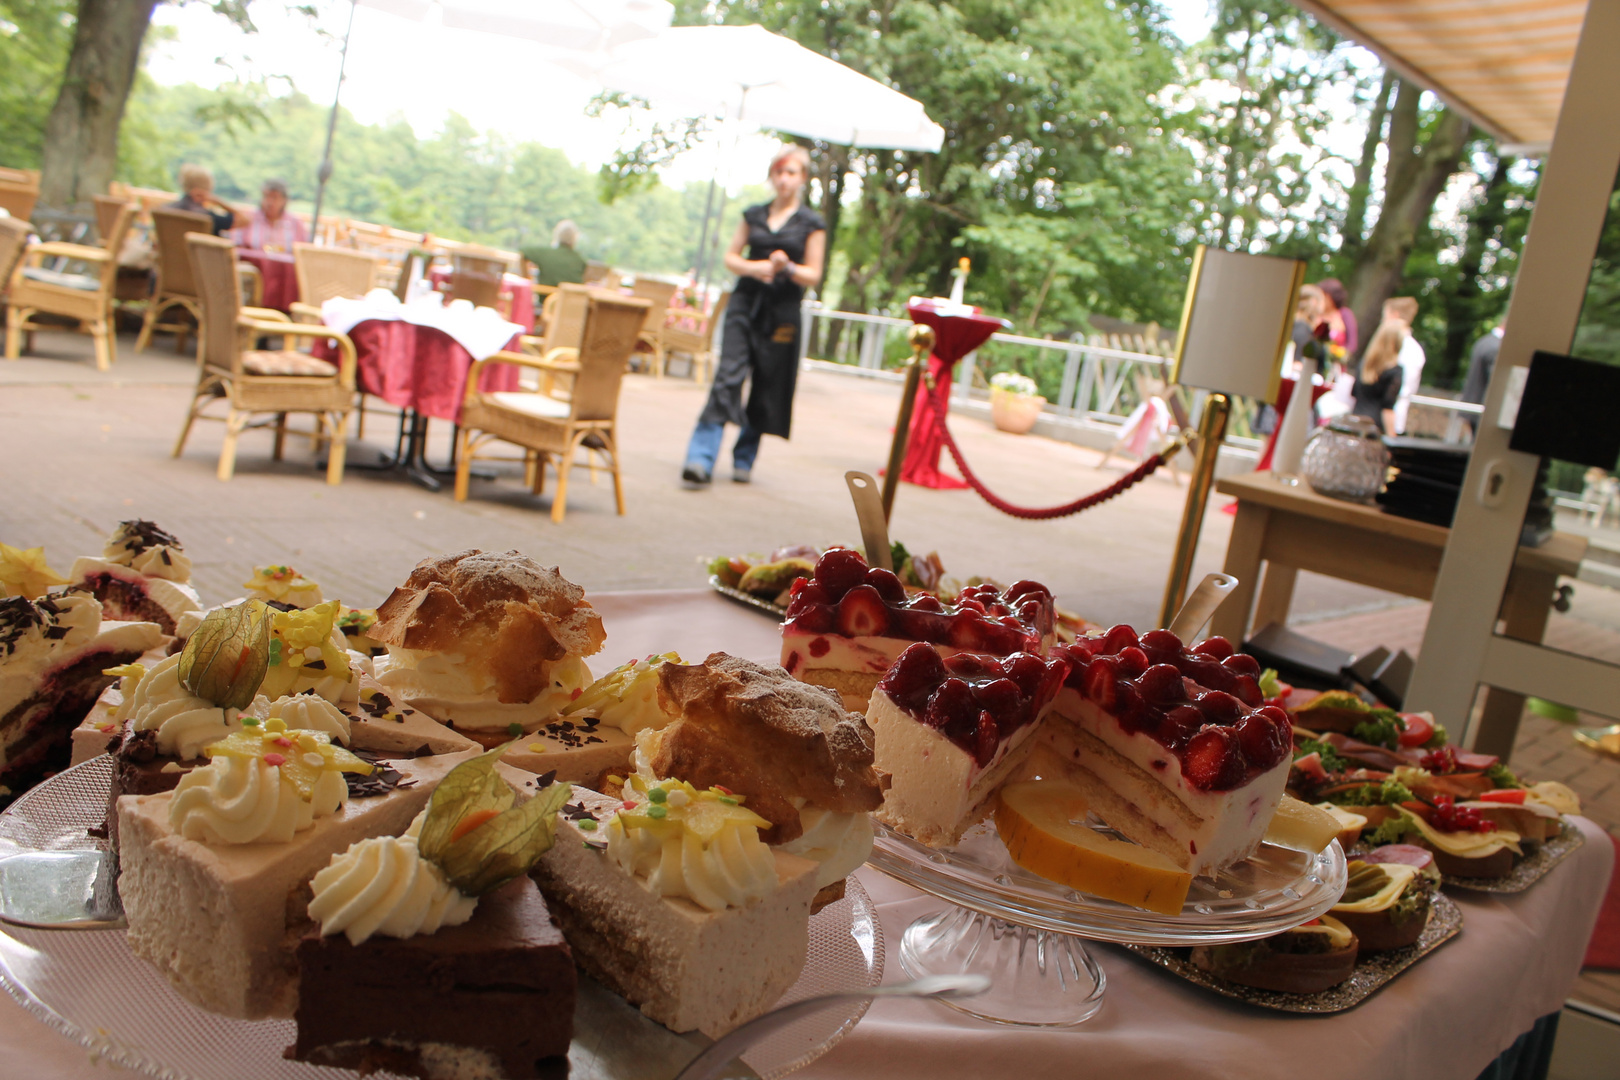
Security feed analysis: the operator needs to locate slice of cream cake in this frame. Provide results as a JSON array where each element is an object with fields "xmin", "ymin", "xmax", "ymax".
[
  {"xmin": 532, "ymin": 782, "xmax": 819, "ymax": 1039},
  {"xmin": 866, "ymin": 644, "xmax": 1069, "ymax": 848}
]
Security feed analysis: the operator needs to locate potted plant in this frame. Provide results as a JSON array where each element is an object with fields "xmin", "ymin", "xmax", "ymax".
[{"xmin": 989, "ymin": 370, "xmax": 1045, "ymax": 434}]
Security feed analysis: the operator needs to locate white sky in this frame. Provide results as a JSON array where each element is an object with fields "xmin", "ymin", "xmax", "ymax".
[{"xmin": 147, "ymin": 0, "xmax": 1226, "ymax": 195}]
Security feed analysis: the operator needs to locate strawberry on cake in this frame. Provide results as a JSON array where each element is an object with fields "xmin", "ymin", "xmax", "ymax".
[
  {"xmin": 68, "ymin": 520, "xmax": 201, "ymax": 635},
  {"xmin": 780, "ymin": 548, "xmax": 1054, "ymax": 711},
  {"xmin": 1034, "ymin": 626, "xmax": 1294, "ymax": 877},
  {"xmin": 867, "ymin": 644, "xmax": 1069, "ymax": 847}
]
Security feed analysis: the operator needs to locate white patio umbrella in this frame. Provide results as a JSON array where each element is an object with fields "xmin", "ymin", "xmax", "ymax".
[
  {"xmin": 577, "ymin": 23, "xmax": 944, "ymax": 152},
  {"xmin": 310, "ymin": 0, "xmax": 675, "ymax": 231},
  {"xmin": 571, "ymin": 23, "xmax": 944, "ymax": 288}
]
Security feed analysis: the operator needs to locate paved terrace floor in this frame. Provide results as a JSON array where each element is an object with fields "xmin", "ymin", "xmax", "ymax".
[{"xmin": 4, "ymin": 327, "xmax": 1618, "ymax": 1009}]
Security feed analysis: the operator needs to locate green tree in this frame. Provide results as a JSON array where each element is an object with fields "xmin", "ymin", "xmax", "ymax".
[{"xmin": 0, "ymin": 0, "xmax": 77, "ymax": 171}]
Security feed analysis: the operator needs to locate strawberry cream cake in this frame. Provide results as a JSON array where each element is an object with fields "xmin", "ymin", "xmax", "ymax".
[{"xmin": 780, "ymin": 548, "xmax": 1054, "ymax": 710}]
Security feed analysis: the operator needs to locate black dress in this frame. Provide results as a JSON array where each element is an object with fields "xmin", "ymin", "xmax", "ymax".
[
  {"xmin": 1351, "ymin": 367, "xmax": 1401, "ymax": 433},
  {"xmin": 698, "ymin": 202, "xmax": 827, "ymax": 439}
]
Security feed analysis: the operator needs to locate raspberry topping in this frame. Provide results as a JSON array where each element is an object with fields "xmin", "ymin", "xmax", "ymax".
[
  {"xmin": 784, "ymin": 548, "xmax": 1052, "ymax": 654},
  {"xmin": 1428, "ymin": 795, "xmax": 1496, "ymax": 833},
  {"xmin": 877, "ymin": 643, "xmax": 1069, "ymax": 767},
  {"xmin": 1054, "ymin": 627, "xmax": 1290, "ymax": 791}
]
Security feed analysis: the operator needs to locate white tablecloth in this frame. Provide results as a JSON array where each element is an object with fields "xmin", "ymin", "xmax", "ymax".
[
  {"xmin": 321, "ymin": 291, "xmax": 524, "ymax": 361},
  {"xmin": 3, "ymin": 591, "xmax": 1611, "ymax": 1080}
]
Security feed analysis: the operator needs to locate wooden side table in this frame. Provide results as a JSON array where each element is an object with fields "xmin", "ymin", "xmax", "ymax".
[{"xmin": 1211, "ymin": 470, "xmax": 1587, "ymax": 758}]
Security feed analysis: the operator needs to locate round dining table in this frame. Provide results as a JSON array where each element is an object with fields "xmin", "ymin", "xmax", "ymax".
[
  {"xmin": 0, "ymin": 589, "xmax": 1611, "ymax": 1080},
  {"xmin": 236, "ymin": 249, "xmax": 298, "ymax": 313}
]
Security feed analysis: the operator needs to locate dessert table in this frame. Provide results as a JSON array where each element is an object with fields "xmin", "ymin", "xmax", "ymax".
[
  {"xmin": 1211, "ymin": 470, "xmax": 1588, "ymax": 758},
  {"xmin": 4, "ymin": 589, "xmax": 1611, "ymax": 1080},
  {"xmin": 237, "ymin": 249, "xmax": 298, "ymax": 313}
]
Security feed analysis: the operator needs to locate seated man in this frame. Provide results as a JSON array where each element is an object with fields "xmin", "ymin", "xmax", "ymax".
[
  {"xmin": 235, "ymin": 179, "xmax": 307, "ymax": 252},
  {"xmin": 524, "ymin": 220, "xmax": 587, "ymax": 287},
  {"xmin": 166, "ymin": 164, "xmax": 239, "ymax": 237}
]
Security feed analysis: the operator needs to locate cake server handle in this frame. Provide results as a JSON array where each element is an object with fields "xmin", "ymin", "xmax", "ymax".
[
  {"xmin": 1166, "ymin": 571, "xmax": 1238, "ymax": 641},
  {"xmin": 845, "ymin": 470, "xmax": 893, "ymax": 571},
  {"xmin": 673, "ymin": 974, "xmax": 991, "ymax": 1080}
]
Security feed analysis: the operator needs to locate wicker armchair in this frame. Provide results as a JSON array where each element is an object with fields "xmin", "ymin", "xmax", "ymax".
[
  {"xmin": 290, "ymin": 242, "xmax": 377, "ymax": 323},
  {"xmin": 658, "ymin": 290, "xmax": 730, "ymax": 382},
  {"xmin": 448, "ymin": 249, "xmax": 509, "ymax": 315},
  {"xmin": 134, "ymin": 207, "xmax": 214, "ymax": 359},
  {"xmin": 5, "ymin": 196, "xmax": 135, "ymax": 371},
  {"xmin": 522, "ymin": 282, "xmax": 594, "ymax": 397},
  {"xmin": 628, "ymin": 278, "xmax": 679, "ymax": 377},
  {"xmin": 0, "ymin": 217, "xmax": 29, "ymax": 297},
  {"xmin": 454, "ymin": 292, "xmax": 649, "ymax": 522},
  {"xmin": 174, "ymin": 234, "xmax": 357, "ymax": 484},
  {"xmin": 0, "ymin": 174, "xmax": 38, "ymax": 222}
]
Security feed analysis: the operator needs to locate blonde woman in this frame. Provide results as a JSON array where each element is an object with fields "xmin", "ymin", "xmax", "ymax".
[
  {"xmin": 682, "ymin": 144, "xmax": 826, "ymax": 486},
  {"xmin": 166, "ymin": 163, "xmax": 240, "ymax": 236},
  {"xmin": 1351, "ymin": 322, "xmax": 1407, "ymax": 434}
]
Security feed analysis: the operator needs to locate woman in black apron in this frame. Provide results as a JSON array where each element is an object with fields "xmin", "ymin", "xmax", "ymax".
[{"xmin": 682, "ymin": 144, "xmax": 826, "ymax": 485}]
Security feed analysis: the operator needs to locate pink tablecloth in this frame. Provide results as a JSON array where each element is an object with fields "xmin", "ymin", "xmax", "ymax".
[
  {"xmin": 315, "ymin": 318, "xmax": 519, "ymax": 423},
  {"xmin": 428, "ymin": 268, "xmax": 536, "ymax": 333},
  {"xmin": 1, "ymin": 591, "xmax": 1610, "ymax": 1080},
  {"xmin": 236, "ymin": 249, "xmax": 297, "ymax": 313}
]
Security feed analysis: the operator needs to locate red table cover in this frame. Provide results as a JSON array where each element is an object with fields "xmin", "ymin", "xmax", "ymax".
[
  {"xmin": 237, "ymin": 249, "xmax": 298, "ymax": 313},
  {"xmin": 315, "ymin": 319, "xmax": 519, "ymax": 423},
  {"xmin": 901, "ymin": 299, "xmax": 1007, "ymax": 489},
  {"xmin": 428, "ymin": 268, "xmax": 537, "ymax": 333}
]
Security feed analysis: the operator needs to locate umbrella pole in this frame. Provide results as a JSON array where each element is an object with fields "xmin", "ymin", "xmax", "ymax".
[
  {"xmin": 692, "ymin": 174, "xmax": 718, "ymax": 293},
  {"xmin": 311, "ymin": 0, "xmax": 358, "ymax": 242}
]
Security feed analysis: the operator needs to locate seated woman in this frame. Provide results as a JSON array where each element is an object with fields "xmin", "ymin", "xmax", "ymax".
[
  {"xmin": 166, "ymin": 164, "xmax": 240, "ymax": 236},
  {"xmin": 1350, "ymin": 322, "xmax": 1406, "ymax": 435},
  {"xmin": 235, "ymin": 179, "xmax": 307, "ymax": 252}
]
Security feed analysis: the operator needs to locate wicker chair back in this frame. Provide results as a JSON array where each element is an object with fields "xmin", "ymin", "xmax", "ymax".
[
  {"xmin": 188, "ymin": 233, "xmax": 244, "ymax": 377},
  {"xmin": 152, "ymin": 207, "xmax": 213, "ymax": 300},
  {"xmin": 293, "ymin": 242, "xmax": 376, "ymax": 306},
  {"xmin": 572, "ymin": 294, "xmax": 650, "ymax": 423}
]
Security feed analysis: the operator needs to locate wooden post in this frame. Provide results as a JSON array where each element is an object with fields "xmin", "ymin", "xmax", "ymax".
[
  {"xmin": 880, "ymin": 324, "xmax": 935, "ymax": 522},
  {"xmin": 1159, "ymin": 393, "xmax": 1230, "ymax": 629}
]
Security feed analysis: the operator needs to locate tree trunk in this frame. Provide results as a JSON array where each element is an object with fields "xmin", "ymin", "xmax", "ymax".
[
  {"xmin": 38, "ymin": 0, "xmax": 159, "ymax": 213},
  {"xmin": 1438, "ymin": 154, "xmax": 1515, "ymax": 387},
  {"xmin": 1341, "ymin": 70, "xmax": 1397, "ymax": 261},
  {"xmin": 1347, "ymin": 83, "xmax": 1473, "ymax": 348}
]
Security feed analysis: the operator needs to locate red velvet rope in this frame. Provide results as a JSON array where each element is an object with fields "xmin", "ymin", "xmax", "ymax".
[{"xmin": 925, "ymin": 380, "xmax": 1182, "ymax": 520}]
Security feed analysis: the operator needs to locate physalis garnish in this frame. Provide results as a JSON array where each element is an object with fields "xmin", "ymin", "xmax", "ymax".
[
  {"xmin": 616, "ymin": 776, "xmax": 770, "ymax": 844},
  {"xmin": 417, "ymin": 744, "xmax": 572, "ymax": 897},
  {"xmin": 204, "ymin": 717, "xmax": 371, "ymax": 800},
  {"xmin": 179, "ymin": 601, "xmax": 273, "ymax": 711},
  {"xmin": 0, "ymin": 543, "xmax": 70, "ymax": 601}
]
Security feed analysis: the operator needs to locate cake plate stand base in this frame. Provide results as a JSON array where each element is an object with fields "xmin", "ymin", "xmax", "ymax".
[{"xmin": 898, "ymin": 905, "xmax": 1105, "ymax": 1028}]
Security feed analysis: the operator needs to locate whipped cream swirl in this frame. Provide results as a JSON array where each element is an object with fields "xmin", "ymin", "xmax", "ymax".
[
  {"xmin": 308, "ymin": 812, "xmax": 476, "ymax": 944},
  {"xmin": 776, "ymin": 804, "xmax": 874, "ymax": 890},
  {"xmin": 168, "ymin": 751, "xmax": 347, "ymax": 844},
  {"xmin": 268, "ymin": 694, "xmax": 351, "ymax": 744},
  {"xmin": 607, "ymin": 808, "xmax": 777, "ymax": 912},
  {"xmin": 126, "ymin": 653, "xmax": 248, "ymax": 759}
]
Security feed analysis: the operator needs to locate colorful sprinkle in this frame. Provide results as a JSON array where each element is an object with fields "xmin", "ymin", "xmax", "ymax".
[
  {"xmin": 647, "ymin": 787, "xmax": 667, "ymax": 804},
  {"xmin": 506, "ymin": 723, "xmax": 523, "ymax": 736},
  {"xmin": 646, "ymin": 804, "xmax": 668, "ymax": 820},
  {"xmin": 263, "ymin": 753, "xmax": 287, "ymax": 767},
  {"xmin": 578, "ymin": 819, "xmax": 597, "ymax": 832}
]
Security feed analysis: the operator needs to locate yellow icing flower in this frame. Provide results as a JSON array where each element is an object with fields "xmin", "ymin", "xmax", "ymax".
[
  {"xmin": 0, "ymin": 543, "xmax": 70, "ymax": 601},
  {"xmin": 243, "ymin": 564, "xmax": 322, "ymax": 605},
  {"xmin": 261, "ymin": 601, "xmax": 351, "ymax": 699},
  {"xmin": 205, "ymin": 717, "xmax": 371, "ymax": 800}
]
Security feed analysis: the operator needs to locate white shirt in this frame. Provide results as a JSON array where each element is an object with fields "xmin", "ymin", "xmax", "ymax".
[{"xmin": 1393, "ymin": 333, "xmax": 1426, "ymax": 434}]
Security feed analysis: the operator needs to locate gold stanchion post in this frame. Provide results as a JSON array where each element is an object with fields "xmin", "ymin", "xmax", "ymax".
[
  {"xmin": 880, "ymin": 324, "xmax": 935, "ymax": 522},
  {"xmin": 1158, "ymin": 393, "xmax": 1230, "ymax": 628}
]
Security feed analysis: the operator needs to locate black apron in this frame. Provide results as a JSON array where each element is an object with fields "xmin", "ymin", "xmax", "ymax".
[{"xmin": 699, "ymin": 202, "xmax": 826, "ymax": 440}]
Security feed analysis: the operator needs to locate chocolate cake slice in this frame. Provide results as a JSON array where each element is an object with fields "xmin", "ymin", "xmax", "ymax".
[
  {"xmin": 291, "ymin": 875, "xmax": 575, "ymax": 1078},
  {"xmin": 69, "ymin": 520, "xmax": 201, "ymax": 635},
  {"xmin": 0, "ymin": 594, "xmax": 162, "ymax": 802}
]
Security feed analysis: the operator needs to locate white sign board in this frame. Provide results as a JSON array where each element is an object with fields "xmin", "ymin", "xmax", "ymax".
[{"xmin": 1171, "ymin": 247, "xmax": 1304, "ymax": 404}]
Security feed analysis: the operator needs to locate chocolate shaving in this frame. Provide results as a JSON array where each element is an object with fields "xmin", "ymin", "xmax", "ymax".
[
  {"xmin": 561, "ymin": 801, "xmax": 598, "ymax": 821},
  {"xmin": 303, "ymin": 659, "xmax": 326, "ymax": 671},
  {"xmin": 344, "ymin": 749, "xmax": 416, "ymax": 798},
  {"xmin": 533, "ymin": 770, "xmax": 557, "ymax": 788},
  {"xmin": 582, "ymin": 839, "xmax": 608, "ymax": 852},
  {"xmin": 266, "ymin": 600, "xmax": 299, "ymax": 613},
  {"xmin": 160, "ymin": 549, "xmax": 172, "ymax": 566},
  {"xmin": 43, "ymin": 625, "xmax": 70, "ymax": 640},
  {"xmin": 116, "ymin": 520, "xmax": 183, "ymax": 555}
]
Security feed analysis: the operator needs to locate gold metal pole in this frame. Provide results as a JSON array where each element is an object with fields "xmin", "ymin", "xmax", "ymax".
[
  {"xmin": 1158, "ymin": 393, "xmax": 1230, "ymax": 629},
  {"xmin": 881, "ymin": 324, "xmax": 935, "ymax": 522}
]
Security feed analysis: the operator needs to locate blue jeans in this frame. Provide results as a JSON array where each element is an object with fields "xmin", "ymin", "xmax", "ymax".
[{"xmin": 685, "ymin": 419, "xmax": 761, "ymax": 473}]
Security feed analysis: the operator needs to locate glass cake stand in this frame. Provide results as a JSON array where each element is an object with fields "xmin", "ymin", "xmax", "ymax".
[
  {"xmin": 0, "ymin": 757, "xmax": 884, "ymax": 1080},
  {"xmin": 867, "ymin": 816, "xmax": 1346, "ymax": 1027}
]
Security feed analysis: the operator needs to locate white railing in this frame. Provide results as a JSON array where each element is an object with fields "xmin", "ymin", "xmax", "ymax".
[{"xmin": 797, "ymin": 302, "xmax": 1180, "ymax": 427}]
